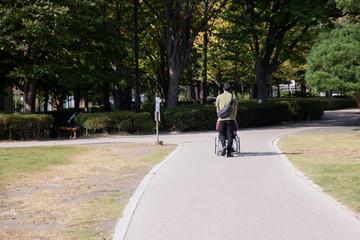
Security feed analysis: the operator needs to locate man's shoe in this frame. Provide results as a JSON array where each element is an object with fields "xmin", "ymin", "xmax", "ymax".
[
  {"xmin": 227, "ymin": 153, "xmax": 233, "ymax": 157},
  {"xmin": 221, "ymin": 147, "xmax": 227, "ymax": 156}
]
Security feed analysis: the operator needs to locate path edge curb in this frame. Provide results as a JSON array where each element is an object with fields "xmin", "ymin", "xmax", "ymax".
[
  {"xmin": 112, "ymin": 145, "xmax": 182, "ymax": 240},
  {"xmin": 273, "ymin": 136, "xmax": 360, "ymax": 221}
]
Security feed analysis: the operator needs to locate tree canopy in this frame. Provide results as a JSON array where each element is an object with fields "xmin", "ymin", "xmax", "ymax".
[
  {"xmin": 305, "ymin": 23, "xmax": 360, "ymax": 96},
  {"xmin": 0, "ymin": 0, "xmax": 355, "ymax": 112}
]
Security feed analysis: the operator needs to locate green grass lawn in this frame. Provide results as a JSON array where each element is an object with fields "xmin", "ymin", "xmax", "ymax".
[
  {"xmin": 278, "ymin": 133, "xmax": 360, "ymax": 214},
  {"xmin": 0, "ymin": 146, "xmax": 84, "ymax": 187}
]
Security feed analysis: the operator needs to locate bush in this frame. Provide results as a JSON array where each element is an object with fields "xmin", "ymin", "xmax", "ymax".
[
  {"xmin": 76, "ymin": 111, "xmax": 154, "ymax": 134},
  {"xmin": 117, "ymin": 119, "xmax": 133, "ymax": 132},
  {"xmin": 132, "ymin": 112, "xmax": 154, "ymax": 132},
  {"xmin": 319, "ymin": 98, "xmax": 357, "ymax": 110},
  {"xmin": 272, "ymin": 99, "xmax": 324, "ymax": 121},
  {"xmin": 0, "ymin": 113, "xmax": 53, "ymax": 140},
  {"xmin": 237, "ymin": 102, "xmax": 289, "ymax": 128},
  {"xmin": 84, "ymin": 116, "xmax": 113, "ymax": 133},
  {"xmin": 157, "ymin": 98, "xmax": 326, "ymax": 131},
  {"xmin": 161, "ymin": 104, "xmax": 217, "ymax": 131}
]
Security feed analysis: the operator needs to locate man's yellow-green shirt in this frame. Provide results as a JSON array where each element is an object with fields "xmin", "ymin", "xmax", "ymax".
[{"xmin": 215, "ymin": 92, "xmax": 237, "ymax": 121}]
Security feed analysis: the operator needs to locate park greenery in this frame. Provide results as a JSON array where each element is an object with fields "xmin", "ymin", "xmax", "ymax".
[
  {"xmin": 306, "ymin": 23, "xmax": 360, "ymax": 98},
  {"xmin": 279, "ymin": 133, "xmax": 360, "ymax": 214},
  {"xmin": 1, "ymin": 0, "xmax": 359, "ymax": 114},
  {"xmin": 0, "ymin": 97, "xmax": 356, "ymax": 140}
]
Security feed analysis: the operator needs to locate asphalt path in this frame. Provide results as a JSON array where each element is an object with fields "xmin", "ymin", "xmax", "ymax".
[
  {"xmin": 1, "ymin": 109, "xmax": 360, "ymax": 240},
  {"xmin": 118, "ymin": 109, "xmax": 360, "ymax": 240}
]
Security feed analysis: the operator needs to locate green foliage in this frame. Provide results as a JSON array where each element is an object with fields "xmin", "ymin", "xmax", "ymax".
[
  {"xmin": 221, "ymin": 0, "xmax": 340, "ymax": 103},
  {"xmin": 161, "ymin": 104, "xmax": 217, "ymax": 131},
  {"xmin": 317, "ymin": 98, "xmax": 357, "ymax": 110},
  {"xmin": 157, "ymin": 99, "xmax": 325, "ymax": 131},
  {"xmin": 306, "ymin": 23, "xmax": 360, "ymax": 95},
  {"xmin": 0, "ymin": 0, "xmax": 132, "ymax": 112},
  {"xmin": 75, "ymin": 111, "xmax": 154, "ymax": 134},
  {"xmin": 335, "ymin": 0, "xmax": 360, "ymax": 20},
  {"xmin": 273, "ymin": 99, "xmax": 324, "ymax": 121},
  {"xmin": 236, "ymin": 102, "xmax": 289, "ymax": 128},
  {"xmin": 0, "ymin": 113, "xmax": 53, "ymax": 140},
  {"xmin": 118, "ymin": 119, "xmax": 133, "ymax": 132},
  {"xmin": 84, "ymin": 116, "xmax": 114, "ymax": 133}
]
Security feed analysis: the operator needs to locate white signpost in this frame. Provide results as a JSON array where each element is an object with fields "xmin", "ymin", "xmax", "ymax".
[{"xmin": 155, "ymin": 97, "xmax": 163, "ymax": 145}]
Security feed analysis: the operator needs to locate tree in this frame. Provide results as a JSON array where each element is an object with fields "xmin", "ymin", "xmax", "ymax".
[
  {"xmin": 143, "ymin": 0, "xmax": 228, "ymax": 107},
  {"xmin": 214, "ymin": 13, "xmax": 255, "ymax": 98},
  {"xmin": 335, "ymin": 0, "xmax": 360, "ymax": 20},
  {"xmin": 305, "ymin": 23, "xmax": 360, "ymax": 97},
  {"xmin": 0, "ymin": 0, "xmax": 71, "ymax": 113},
  {"xmin": 226, "ymin": 0, "xmax": 341, "ymax": 103}
]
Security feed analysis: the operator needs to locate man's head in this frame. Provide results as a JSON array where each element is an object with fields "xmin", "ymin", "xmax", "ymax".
[{"xmin": 223, "ymin": 83, "xmax": 231, "ymax": 92}]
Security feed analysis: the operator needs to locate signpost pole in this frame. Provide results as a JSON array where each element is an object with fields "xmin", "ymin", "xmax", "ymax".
[{"xmin": 154, "ymin": 97, "xmax": 163, "ymax": 145}]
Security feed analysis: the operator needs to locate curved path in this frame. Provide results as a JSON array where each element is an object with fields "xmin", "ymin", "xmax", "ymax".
[
  {"xmin": 118, "ymin": 109, "xmax": 360, "ymax": 240},
  {"xmin": 1, "ymin": 109, "xmax": 360, "ymax": 240}
]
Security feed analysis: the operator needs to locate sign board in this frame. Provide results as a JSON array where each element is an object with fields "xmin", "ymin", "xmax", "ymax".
[
  {"xmin": 155, "ymin": 97, "xmax": 161, "ymax": 112},
  {"xmin": 154, "ymin": 111, "xmax": 161, "ymax": 121}
]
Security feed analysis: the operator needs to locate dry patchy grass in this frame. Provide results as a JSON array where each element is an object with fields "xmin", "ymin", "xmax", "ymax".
[{"xmin": 0, "ymin": 143, "xmax": 176, "ymax": 239}]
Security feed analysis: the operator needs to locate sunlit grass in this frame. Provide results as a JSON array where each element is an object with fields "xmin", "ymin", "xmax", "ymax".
[
  {"xmin": 0, "ymin": 143, "xmax": 176, "ymax": 239},
  {"xmin": 278, "ymin": 133, "xmax": 360, "ymax": 213},
  {"xmin": 0, "ymin": 146, "xmax": 85, "ymax": 187}
]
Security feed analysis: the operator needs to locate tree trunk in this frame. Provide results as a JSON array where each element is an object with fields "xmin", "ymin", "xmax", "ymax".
[
  {"xmin": 24, "ymin": 80, "xmax": 38, "ymax": 113},
  {"xmin": 43, "ymin": 90, "xmax": 49, "ymax": 113},
  {"xmin": 186, "ymin": 85, "xmax": 192, "ymax": 101},
  {"xmin": 74, "ymin": 90, "xmax": 80, "ymax": 112},
  {"xmin": 277, "ymin": 85, "xmax": 280, "ymax": 98},
  {"xmin": 113, "ymin": 81, "xmax": 122, "ymax": 111},
  {"xmin": 134, "ymin": 0, "xmax": 141, "ymax": 112},
  {"xmin": 200, "ymin": 1, "xmax": 209, "ymax": 105},
  {"xmin": 255, "ymin": 58, "xmax": 275, "ymax": 104},
  {"xmin": 256, "ymin": 75, "xmax": 267, "ymax": 104},
  {"xmin": 200, "ymin": 31, "xmax": 208, "ymax": 104},
  {"xmin": 240, "ymin": 80, "xmax": 244, "ymax": 100},
  {"xmin": 194, "ymin": 82, "xmax": 200, "ymax": 101},
  {"xmin": 167, "ymin": 64, "xmax": 183, "ymax": 107},
  {"xmin": 234, "ymin": 52, "xmax": 239, "ymax": 97},
  {"xmin": 103, "ymin": 80, "xmax": 111, "ymax": 111}
]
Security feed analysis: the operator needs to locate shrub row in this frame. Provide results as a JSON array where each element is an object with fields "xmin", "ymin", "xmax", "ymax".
[
  {"xmin": 319, "ymin": 98, "xmax": 357, "ymax": 110},
  {"xmin": 156, "ymin": 99, "xmax": 326, "ymax": 131},
  {"xmin": 270, "ymin": 99, "xmax": 324, "ymax": 121},
  {"xmin": 0, "ymin": 113, "xmax": 54, "ymax": 140},
  {"xmin": 0, "ymin": 98, "xmax": 355, "ymax": 139},
  {"xmin": 75, "ymin": 111, "xmax": 154, "ymax": 133}
]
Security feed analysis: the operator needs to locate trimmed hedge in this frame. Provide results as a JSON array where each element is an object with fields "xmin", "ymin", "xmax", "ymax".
[
  {"xmin": 270, "ymin": 99, "xmax": 324, "ymax": 121},
  {"xmin": 237, "ymin": 102, "xmax": 290, "ymax": 128},
  {"xmin": 161, "ymin": 104, "xmax": 217, "ymax": 131},
  {"xmin": 0, "ymin": 98, "xmax": 355, "ymax": 140},
  {"xmin": 0, "ymin": 113, "xmax": 54, "ymax": 140},
  {"xmin": 75, "ymin": 111, "xmax": 154, "ymax": 133},
  {"xmin": 157, "ymin": 99, "xmax": 326, "ymax": 131},
  {"xmin": 319, "ymin": 98, "xmax": 357, "ymax": 110}
]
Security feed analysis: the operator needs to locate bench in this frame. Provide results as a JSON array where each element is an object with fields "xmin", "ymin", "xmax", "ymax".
[{"xmin": 55, "ymin": 127, "xmax": 81, "ymax": 139}]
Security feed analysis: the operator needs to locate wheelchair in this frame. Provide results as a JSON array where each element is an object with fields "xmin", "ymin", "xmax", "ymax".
[{"xmin": 215, "ymin": 131, "xmax": 240, "ymax": 156}]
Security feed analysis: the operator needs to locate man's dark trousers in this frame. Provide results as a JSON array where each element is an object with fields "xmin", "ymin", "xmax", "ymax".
[{"xmin": 219, "ymin": 120, "xmax": 235, "ymax": 153}]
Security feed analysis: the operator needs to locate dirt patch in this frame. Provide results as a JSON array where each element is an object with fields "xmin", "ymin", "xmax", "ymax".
[{"xmin": 0, "ymin": 143, "xmax": 176, "ymax": 239}]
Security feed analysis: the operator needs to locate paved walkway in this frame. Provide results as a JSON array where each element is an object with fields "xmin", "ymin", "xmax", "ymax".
[
  {"xmin": 1, "ymin": 109, "xmax": 360, "ymax": 240},
  {"xmin": 117, "ymin": 109, "xmax": 360, "ymax": 240}
]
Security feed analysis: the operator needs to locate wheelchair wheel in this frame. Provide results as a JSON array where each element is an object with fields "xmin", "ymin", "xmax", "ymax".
[
  {"xmin": 215, "ymin": 136, "xmax": 220, "ymax": 155},
  {"xmin": 234, "ymin": 134, "xmax": 240, "ymax": 154}
]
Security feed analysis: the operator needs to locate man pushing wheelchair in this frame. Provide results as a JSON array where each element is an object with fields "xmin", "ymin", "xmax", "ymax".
[{"xmin": 215, "ymin": 83, "xmax": 238, "ymax": 157}]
